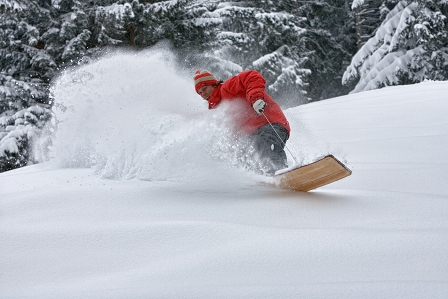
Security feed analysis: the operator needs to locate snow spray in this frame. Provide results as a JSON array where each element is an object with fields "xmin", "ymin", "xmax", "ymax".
[{"xmin": 49, "ymin": 47, "xmax": 259, "ymax": 186}]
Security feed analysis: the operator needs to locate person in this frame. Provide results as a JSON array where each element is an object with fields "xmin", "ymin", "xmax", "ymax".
[{"xmin": 194, "ymin": 69, "xmax": 291, "ymax": 175}]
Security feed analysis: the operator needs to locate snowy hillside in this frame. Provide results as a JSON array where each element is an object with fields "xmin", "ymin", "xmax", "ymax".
[{"xmin": 1, "ymin": 50, "xmax": 448, "ymax": 299}]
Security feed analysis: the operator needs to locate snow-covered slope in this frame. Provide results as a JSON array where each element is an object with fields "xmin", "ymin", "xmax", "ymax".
[{"xmin": 1, "ymin": 50, "xmax": 448, "ymax": 299}]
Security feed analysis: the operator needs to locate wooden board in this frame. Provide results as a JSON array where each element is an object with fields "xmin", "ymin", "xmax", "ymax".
[{"xmin": 275, "ymin": 155, "xmax": 351, "ymax": 192}]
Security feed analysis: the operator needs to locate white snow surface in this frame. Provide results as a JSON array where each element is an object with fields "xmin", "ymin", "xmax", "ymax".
[{"xmin": 1, "ymin": 49, "xmax": 448, "ymax": 298}]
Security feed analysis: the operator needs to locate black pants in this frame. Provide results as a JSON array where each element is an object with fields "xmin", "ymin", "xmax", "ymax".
[{"xmin": 237, "ymin": 124, "xmax": 289, "ymax": 175}]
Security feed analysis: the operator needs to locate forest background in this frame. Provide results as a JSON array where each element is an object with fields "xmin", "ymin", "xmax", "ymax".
[{"xmin": 1, "ymin": 0, "xmax": 448, "ymax": 173}]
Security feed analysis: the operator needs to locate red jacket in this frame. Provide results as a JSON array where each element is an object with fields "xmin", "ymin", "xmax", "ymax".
[{"xmin": 207, "ymin": 70, "xmax": 290, "ymax": 135}]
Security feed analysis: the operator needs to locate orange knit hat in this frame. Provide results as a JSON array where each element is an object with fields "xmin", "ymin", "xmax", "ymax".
[{"xmin": 194, "ymin": 70, "xmax": 218, "ymax": 93}]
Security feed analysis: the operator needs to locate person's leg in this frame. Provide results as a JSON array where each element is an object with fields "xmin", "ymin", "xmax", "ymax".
[{"xmin": 252, "ymin": 124, "xmax": 289, "ymax": 175}]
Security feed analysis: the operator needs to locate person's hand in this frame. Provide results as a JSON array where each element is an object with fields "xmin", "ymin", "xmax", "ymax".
[{"xmin": 253, "ymin": 99, "xmax": 267, "ymax": 115}]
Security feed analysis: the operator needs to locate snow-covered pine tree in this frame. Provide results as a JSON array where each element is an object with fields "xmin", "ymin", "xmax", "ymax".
[
  {"xmin": 134, "ymin": 0, "xmax": 195, "ymax": 47},
  {"xmin": 189, "ymin": 1, "xmax": 311, "ymax": 107},
  {"xmin": 343, "ymin": 0, "xmax": 448, "ymax": 93},
  {"xmin": 352, "ymin": 0, "xmax": 384, "ymax": 49},
  {"xmin": 92, "ymin": 0, "xmax": 221, "ymax": 50},
  {"xmin": 94, "ymin": 1, "xmax": 140, "ymax": 47},
  {"xmin": 56, "ymin": 1, "xmax": 97, "ymax": 65},
  {"xmin": 0, "ymin": 0, "xmax": 122, "ymax": 172},
  {"xmin": 0, "ymin": 0, "xmax": 54, "ymax": 171},
  {"xmin": 91, "ymin": 1, "xmax": 143, "ymax": 47},
  {"xmin": 135, "ymin": 0, "xmax": 221, "ymax": 48},
  {"xmin": 293, "ymin": 0, "xmax": 357, "ymax": 100},
  {"xmin": 181, "ymin": 0, "xmax": 358, "ymax": 104}
]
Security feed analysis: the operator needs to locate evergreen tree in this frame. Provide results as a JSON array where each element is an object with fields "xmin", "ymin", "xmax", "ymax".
[
  {"xmin": 0, "ymin": 0, "xmax": 120, "ymax": 172},
  {"xmin": 343, "ymin": 0, "xmax": 448, "ymax": 93},
  {"xmin": 352, "ymin": 0, "xmax": 384, "ymax": 49},
  {"xmin": 183, "ymin": 1, "xmax": 311, "ymax": 107},
  {"xmin": 294, "ymin": 0, "xmax": 358, "ymax": 100},
  {"xmin": 137, "ymin": 0, "xmax": 221, "ymax": 48},
  {"xmin": 0, "ymin": 0, "xmax": 54, "ymax": 171},
  {"xmin": 178, "ymin": 0, "xmax": 359, "ymax": 104}
]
